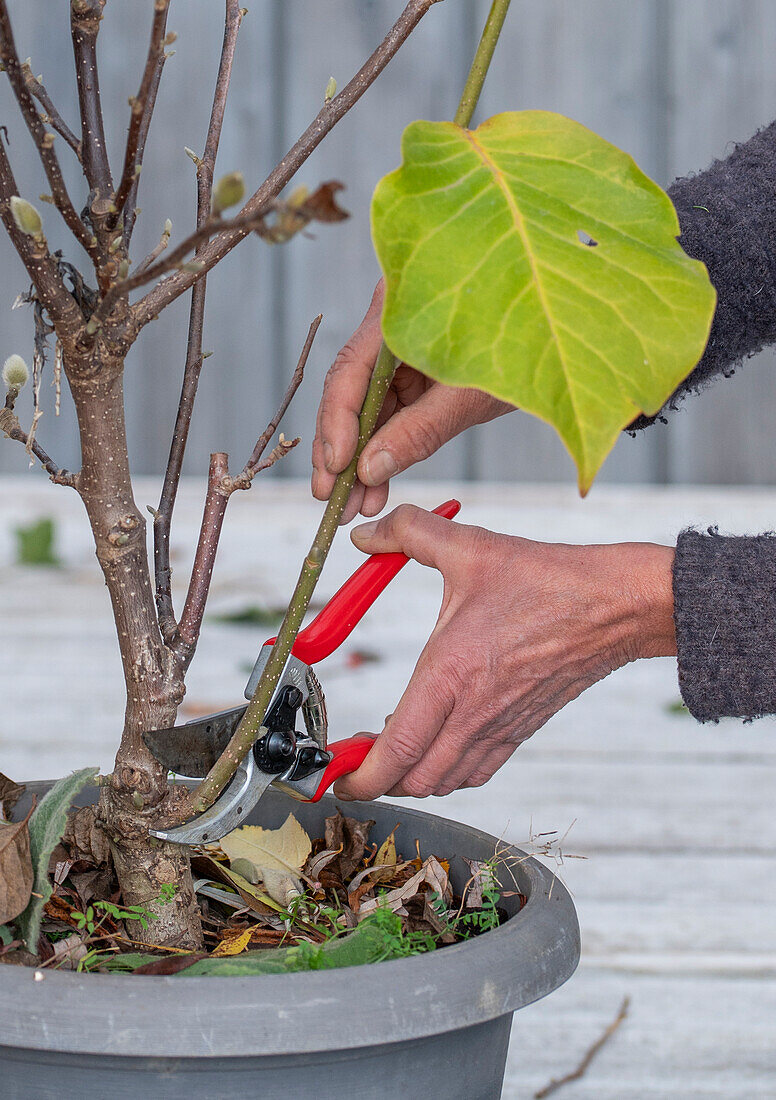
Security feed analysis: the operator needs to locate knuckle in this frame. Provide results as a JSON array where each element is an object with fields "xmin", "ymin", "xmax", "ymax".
[
  {"xmin": 389, "ymin": 502, "xmax": 421, "ymax": 540},
  {"xmin": 464, "ymin": 770, "xmax": 491, "ymax": 789},
  {"xmin": 398, "ymin": 412, "xmax": 442, "ymax": 460},
  {"xmin": 383, "ymin": 726, "xmax": 423, "ymax": 771},
  {"xmin": 400, "ymin": 773, "xmax": 435, "ymax": 799}
]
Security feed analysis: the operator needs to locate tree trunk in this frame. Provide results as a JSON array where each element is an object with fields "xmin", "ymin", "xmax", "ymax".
[{"xmin": 67, "ymin": 350, "xmax": 202, "ymax": 949}]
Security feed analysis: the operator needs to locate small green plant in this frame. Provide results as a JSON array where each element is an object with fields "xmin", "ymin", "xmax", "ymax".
[
  {"xmin": 70, "ymin": 884, "xmax": 178, "ymax": 936},
  {"xmin": 13, "ymin": 517, "xmax": 59, "ymax": 566}
]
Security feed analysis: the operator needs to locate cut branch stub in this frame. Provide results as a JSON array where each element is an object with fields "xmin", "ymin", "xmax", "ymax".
[{"xmin": 372, "ymin": 111, "xmax": 717, "ymax": 493}]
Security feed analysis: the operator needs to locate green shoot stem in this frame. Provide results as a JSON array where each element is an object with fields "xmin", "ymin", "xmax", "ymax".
[
  {"xmin": 186, "ymin": 0, "xmax": 511, "ymax": 817},
  {"xmin": 454, "ymin": 0, "xmax": 511, "ymax": 129}
]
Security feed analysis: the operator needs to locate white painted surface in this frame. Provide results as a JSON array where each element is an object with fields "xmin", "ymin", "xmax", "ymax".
[{"xmin": 2, "ymin": 477, "xmax": 776, "ymax": 1097}]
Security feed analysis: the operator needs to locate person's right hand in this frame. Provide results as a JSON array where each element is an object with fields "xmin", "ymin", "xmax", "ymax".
[{"xmin": 311, "ymin": 281, "xmax": 514, "ymax": 523}]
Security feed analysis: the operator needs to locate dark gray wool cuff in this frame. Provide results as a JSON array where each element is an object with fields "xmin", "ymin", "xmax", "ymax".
[
  {"xmin": 673, "ymin": 529, "xmax": 776, "ymax": 721},
  {"xmin": 631, "ymin": 118, "xmax": 776, "ymax": 429}
]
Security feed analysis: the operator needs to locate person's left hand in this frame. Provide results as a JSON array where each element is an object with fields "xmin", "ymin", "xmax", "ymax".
[{"xmin": 333, "ymin": 505, "xmax": 676, "ymax": 800}]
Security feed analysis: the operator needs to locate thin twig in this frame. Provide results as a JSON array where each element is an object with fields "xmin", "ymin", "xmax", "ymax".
[
  {"xmin": 0, "ymin": 402, "xmax": 76, "ymax": 486},
  {"xmin": 70, "ymin": 0, "xmax": 112, "ymax": 199},
  {"xmin": 0, "ymin": 1, "xmax": 98, "ymax": 263},
  {"xmin": 534, "ymin": 997, "xmax": 630, "ymax": 1099},
  {"xmin": 184, "ymin": 0, "xmax": 508, "ymax": 817},
  {"xmin": 123, "ymin": 45, "xmax": 169, "ymax": 245},
  {"xmin": 91, "ymin": 205, "xmax": 268, "ymax": 332},
  {"xmin": 232, "ymin": 313, "xmax": 321, "ymax": 487},
  {"xmin": 111, "ymin": 0, "xmax": 170, "ymax": 223},
  {"xmin": 22, "ymin": 63, "xmax": 81, "ymax": 159},
  {"xmin": 153, "ymin": 0, "xmax": 244, "ymax": 642},
  {"xmin": 171, "ymin": 314, "xmax": 319, "ymax": 667},
  {"xmin": 131, "ymin": 0, "xmax": 443, "ymax": 330},
  {"xmin": 132, "ymin": 219, "xmax": 171, "ymax": 276}
]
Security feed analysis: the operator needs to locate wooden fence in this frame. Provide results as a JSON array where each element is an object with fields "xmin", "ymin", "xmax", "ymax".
[{"xmin": 1, "ymin": 0, "xmax": 775, "ymax": 485}]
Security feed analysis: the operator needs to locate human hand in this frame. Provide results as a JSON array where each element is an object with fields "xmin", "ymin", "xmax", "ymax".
[
  {"xmin": 311, "ymin": 281, "xmax": 513, "ymax": 523},
  {"xmin": 333, "ymin": 505, "xmax": 676, "ymax": 800}
]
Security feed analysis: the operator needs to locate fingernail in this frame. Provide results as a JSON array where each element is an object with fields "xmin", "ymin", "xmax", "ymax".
[
  {"xmin": 352, "ymin": 520, "xmax": 378, "ymax": 542},
  {"xmin": 323, "ymin": 441, "xmax": 334, "ymax": 470},
  {"xmin": 363, "ymin": 450, "xmax": 398, "ymax": 485}
]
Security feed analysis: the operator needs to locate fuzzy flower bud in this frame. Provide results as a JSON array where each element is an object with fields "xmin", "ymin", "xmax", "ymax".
[
  {"xmin": 212, "ymin": 171, "xmax": 245, "ymax": 215},
  {"xmin": 3, "ymin": 354, "xmax": 29, "ymax": 392},
  {"xmin": 10, "ymin": 196, "xmax": 43, "ymax": 238},
  {"xmin": 324, "ymin": 75, "xmax": 337, "ymax": 103}
]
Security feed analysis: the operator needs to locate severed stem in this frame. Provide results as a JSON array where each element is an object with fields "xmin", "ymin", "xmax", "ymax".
[
  {"xmin": 22, "ymin": 64, "xmax": 81, "ymax": 159},
  {"xmin": 111, "ymin": 0, "xmax": 170, "ymax": 224},
  {"xmin": 70, "ymin": 0, "xmax": 112, "ymax": 199},
  {"xmin": 172, "ymin": 315, "xmax": 320, "ymax": 667},
  {"xmin": 0, "ymin": 1, "xmax": 98, "ymax": 263},
  {"xmin": 186, "ymin": 0, "xmax": 511, "ymax": 816},
  {"xmin": 131, "ymin": 0, "xmax": 444, "ymax": 330},
  {"xmin": 154, "ymin": 0, "xmax": 244, "ymax": 641}
]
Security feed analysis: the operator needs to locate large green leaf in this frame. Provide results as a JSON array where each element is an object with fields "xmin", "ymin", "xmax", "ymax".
[
  {"xmin": 16, "ymin": 767, "xmax": 98, "ymax": 950},
  {"xmin": 371, "ymin": 111, "xmax": 716, "ymax": 491}
]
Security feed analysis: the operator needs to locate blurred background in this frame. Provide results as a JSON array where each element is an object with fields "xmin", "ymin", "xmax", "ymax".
[{"xmin": 1, "ymin": 0, "xmax": 776, "ymax": 487}]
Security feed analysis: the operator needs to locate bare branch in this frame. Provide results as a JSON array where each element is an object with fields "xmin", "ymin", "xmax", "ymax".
[
  {"xmin": 132, "ymin": 0, "xmax": 442, "ymax": 328},
  {"xmin": 90, "ymin": 205, "xmax": 266, "ymax": 333},
  {"xmin": 154, "ymin": 0, "xmax": 244, "ymax": 641},
  {"xmin": 70, "ymin": 0, "xmax": 112, "ymax": 199},
  {"xmin": 112, "ymin": 0, "xmax": 170, "ymax": 223},
  {"xmin": 123, "ymin": 46, "xmax": 169, "ymax": 245},
  {"xmin": 231, "ymin": 314, "xmax": 320, "ymax": 488},
  {"xmin": 171, "ymin": 315, "xmax": 319, "ymax": 667},
  {"xmin": 0, "ymin": 139, "xmax": 84, "ymax": 338},
  {"xmin": 22, "ymin": 63, "xmax": 81, "ymax": 159},
  {"xmin": 0, "ymin": 402, "xmax": 76, "ymax": 486},
  {"xmin": 132, "ymin": 218, "xmax": 171, "ymax": 276},
  {"xmin": 534, "ymin": 997, "xmax": 630, "ymax": 1099},
  {"xmin": 173, "ymin": 452, "xmax": 229, "ymax": 663},
  {"xmin": 0, "ymin": 1, "xmax": 98, "ymax": 262}
]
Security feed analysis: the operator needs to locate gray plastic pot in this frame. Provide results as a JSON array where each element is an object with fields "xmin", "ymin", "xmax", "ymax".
[{"xmin": 2, "ymin": 782, "xmax": 580, "ymax": 1100}]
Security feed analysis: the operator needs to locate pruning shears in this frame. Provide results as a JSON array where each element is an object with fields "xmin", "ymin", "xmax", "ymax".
[{"xmin": 143, "ymin": 499, "xmax": 461, "ymax": 845}]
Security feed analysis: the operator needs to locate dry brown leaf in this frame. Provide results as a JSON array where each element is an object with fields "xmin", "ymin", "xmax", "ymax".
[
  {"xmin": 212, "ymin": 927, "xmax": 252, "ymax": 957},
  {"xmin": 324, "ymin": 812, "xmax": 374, "ymax": 879},
  {"xmin": 370, "ymin": 830, "xmax": 398, "ymax": 885},
  {"xmin": 261, "ymin": 867, "xmax": 304, "ymax": 908},
  {"xmin": 306, "ymin": 846, "xmax": 342, "ymax": 881},
  {"xmin": 63, "ymin": 806, "xmax": 112, "ymax": 867},
  {"xmin": 299, "ymin": 181, "xmax": 349, "ymax": 223},
  {"xmin": 0, "ymin": 810, "xmax": 33, "ymax": 924},
  {"xmin": 0, "ymin": 773, "xmax": 25, "ymax": 819}
]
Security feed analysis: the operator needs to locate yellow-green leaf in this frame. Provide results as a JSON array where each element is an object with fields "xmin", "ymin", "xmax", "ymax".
[{"xmin": 371, "ymin": 111, "xmax": 716, "ymax": 492}]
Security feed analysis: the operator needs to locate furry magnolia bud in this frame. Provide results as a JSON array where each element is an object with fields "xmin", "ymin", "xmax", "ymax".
[
  {"xmin": 324, "ymin": 75, "xmax": 337, "ymax": 103},
  {"xmin": 10, "ymin": 196, "xmax": 43, "ymax": 238},
  {"xmin": 3, "ymin": 354, "xmax": 29, "ymax": 391},
  {"xmin": 212, "ymin": 171, "xmax": 245, "ymax": 214}
]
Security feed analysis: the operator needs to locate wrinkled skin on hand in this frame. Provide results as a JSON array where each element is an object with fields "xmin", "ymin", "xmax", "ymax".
[
  {"xmin": 311, "ymin": 280, "xmax": 512, "ymax": 524},
  {"xmin": 333, "ymin": 505, "xmax": 676, "ymax": 800}
]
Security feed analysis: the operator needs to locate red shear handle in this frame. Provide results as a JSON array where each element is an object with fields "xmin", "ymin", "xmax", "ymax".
[
  {"xmin": 266, "ymin": 499, "xmax": 461, "ymax": 666},
  {"xmin": 309, "ymin": 735, "xmax": 375, "ymax": 802}
]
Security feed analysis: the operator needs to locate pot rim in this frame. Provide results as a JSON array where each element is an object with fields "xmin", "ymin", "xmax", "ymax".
[{"xmin": 1, "ymin": 794, "xmax": 580, "ymax": 1057}]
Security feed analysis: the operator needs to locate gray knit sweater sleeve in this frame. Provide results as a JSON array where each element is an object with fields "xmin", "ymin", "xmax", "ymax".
[
  {"xmin": 633, "ymin": 119, "xmax": 776, "ymax": 423},
  {"xmin": 640, "ymin": 122, "xmax": 776, "ymax": 721}
]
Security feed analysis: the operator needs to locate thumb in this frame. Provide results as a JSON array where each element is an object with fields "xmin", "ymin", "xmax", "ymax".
[{"xmin": 350, "ymin": 503, "xmax": 460, "ymax": 571}]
